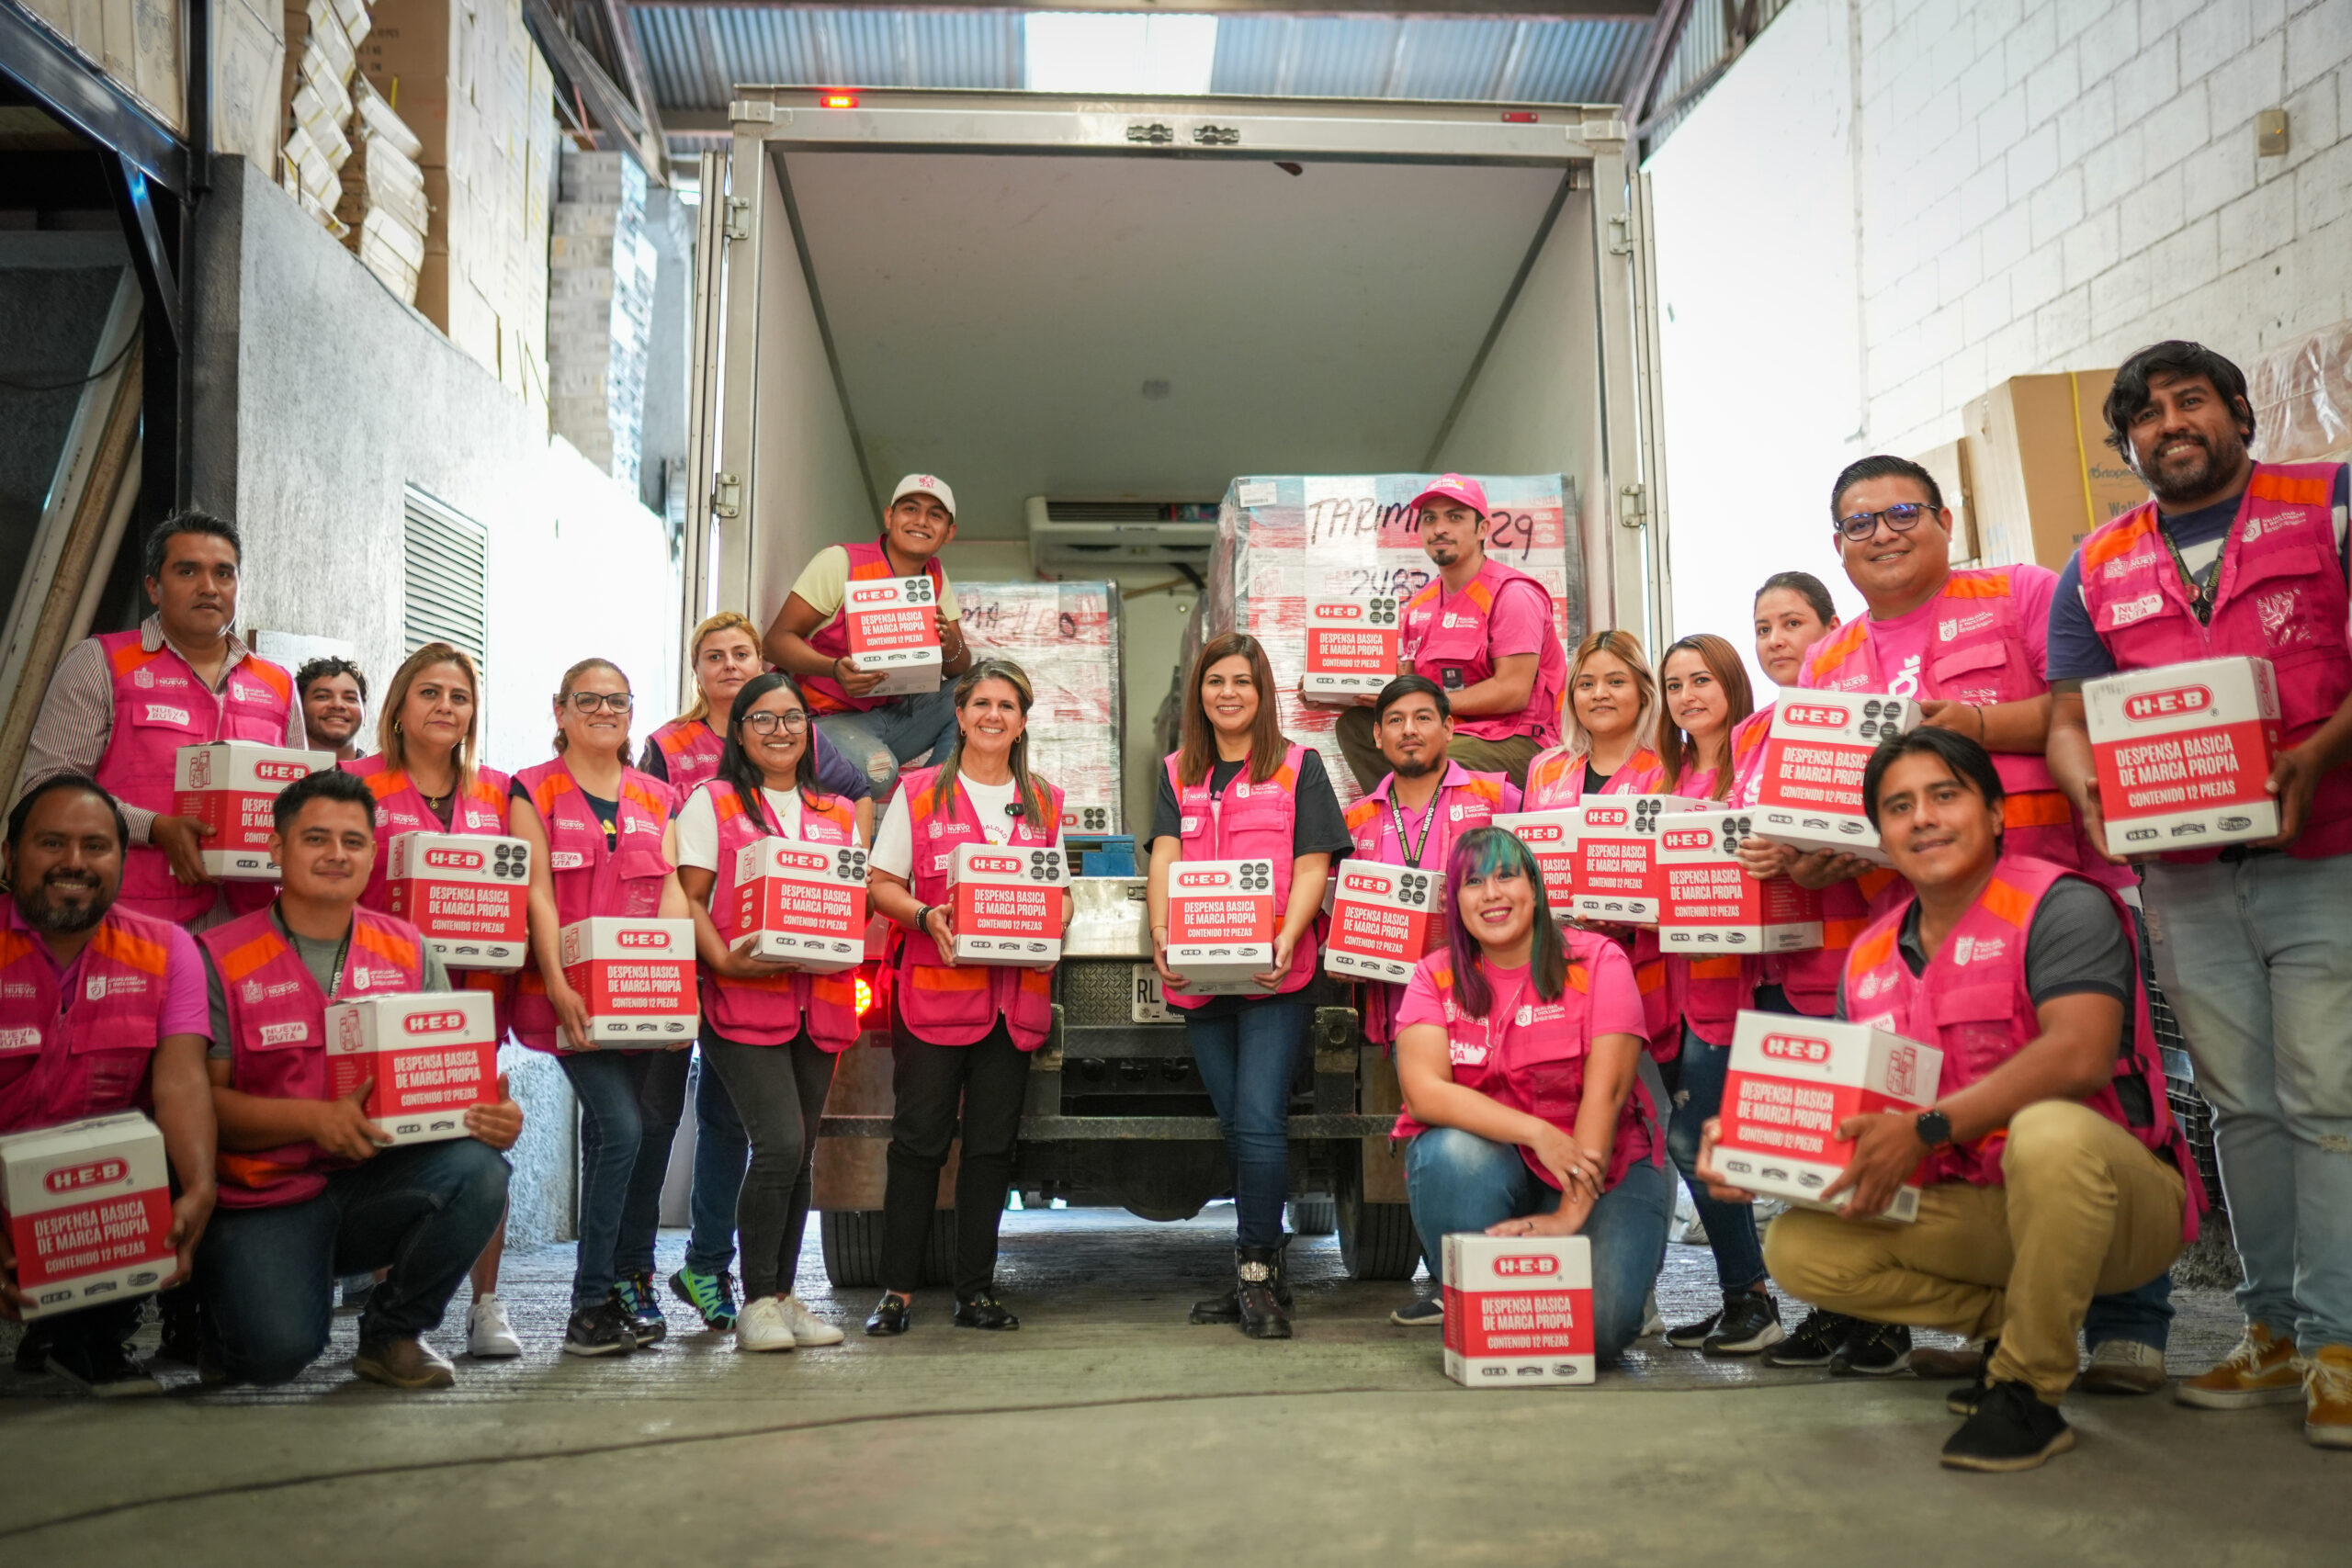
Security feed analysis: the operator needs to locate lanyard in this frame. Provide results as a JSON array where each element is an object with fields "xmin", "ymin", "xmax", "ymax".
[
  {"xmin": 274, "ymin": 908, "xmax": 355, "ymax": 1000},
  {"xmin": 1481, "ymin": 965, "xmax": 1531, "ymax": 1064},
  {"xmin": 2156, "ymin": 519, "xmax": 2216, "ymax": 625},
  {"xmin": 1386, "ymin": 786, "xmax": 1443, "ymax": 868}
]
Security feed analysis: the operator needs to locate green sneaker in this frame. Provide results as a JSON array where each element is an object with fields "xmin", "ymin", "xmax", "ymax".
[{"xmin": 669, "ymin": 1267, "xmax": 739, "ymax": 1332}]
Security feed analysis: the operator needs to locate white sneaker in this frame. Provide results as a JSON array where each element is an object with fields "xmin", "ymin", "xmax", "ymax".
[
  {"xmin": 467, "ymin": 1294, "xmax": 522, "ymax": 1359},
  {"xmin": 736, "ymin": 1295, "xmax": 798, "ymax": 1352},
  {"xmin": 2079, "ymin": 1337, "xmax": 2167, "ymax": 1395},
  {"xmin": 781, "ymin": 1295, "xmax": 846, "ymax": 1347}
]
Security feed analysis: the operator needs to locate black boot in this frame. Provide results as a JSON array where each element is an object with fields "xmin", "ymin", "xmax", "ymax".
[
  {"xmin": 1236, "ymin": 1245, "xmax": 1292, "ymax": 1340},
  {"xmin": 1191, "ymin": 1235, "xmax": 1294, "ymax": 1324}
]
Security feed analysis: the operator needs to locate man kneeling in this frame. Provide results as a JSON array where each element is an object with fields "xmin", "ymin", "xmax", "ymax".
[
  {"xmin": 197, "ymin": 769, "xmax": 521, "ymax": 1388},
  {"xmin": 1699, "ymin": 728, "xmax": 2197, "ymax": 1471}
]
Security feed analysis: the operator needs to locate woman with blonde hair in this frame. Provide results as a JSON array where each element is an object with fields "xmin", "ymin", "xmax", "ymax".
[
  {"xmin": 1521, "ymin": 629, "xmax": 1664, "ymax": 809},
  {"xmin": 340, "ymin": 641, "xmax": 522, "ymax": 1358},
  {"xmin": 511, "ymin": 657, "xmax": 693, "ymax": 1357},
  {"xmin": 863, "ymin": 660, "xmax": 1069, "ymax": 1337}
]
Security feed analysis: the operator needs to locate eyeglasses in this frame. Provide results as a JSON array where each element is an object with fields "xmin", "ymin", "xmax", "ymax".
[
  {"xmin": 566, "ymin": 692, "xmax": 634, "ymax": 714},
  {"xmin": 1837, "ymin": 503, "xmax": 1933, "ymax": 543},
  {"xmin": 742, "ymin": 711, "xmax": 809, "ymax": 735}
]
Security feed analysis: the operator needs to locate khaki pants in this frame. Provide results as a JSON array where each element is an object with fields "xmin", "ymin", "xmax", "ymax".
[
  {"xmin": 1335, "ymin": 707, "xmax": 1543, "ymax": 795},
  {"xmin": 1763, "ymin": 1100, "xmax": 2186, "ymax": 1404}
]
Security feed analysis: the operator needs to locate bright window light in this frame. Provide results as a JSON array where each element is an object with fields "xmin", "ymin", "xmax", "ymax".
[{"xmin": 1023, "ymin": 14, "xmax": 1218, "ymax": 96}]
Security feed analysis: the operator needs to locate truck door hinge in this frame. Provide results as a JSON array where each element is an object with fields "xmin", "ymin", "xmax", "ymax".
[
  {"xmin": 714, "ymin": 473, "xmax": 742, "ymax": 519},
  {"xmin": 1608, "ymin": 213, "xmax": 1635, "ymax": 256},
  {"xmin": 1125, "ymin": 122, "xmax": 1174, "ymax": 144},
  {"xmin": 724, "ymin": 198, "xmax": 751, "ymax": 243},
  {"xmin": 1617, "ymin": 483, "xmax": 1648, "ymax": 529},
  {"xmin": 1192, "ymin": 124, "xmax": 1240, "ymax": 146}
]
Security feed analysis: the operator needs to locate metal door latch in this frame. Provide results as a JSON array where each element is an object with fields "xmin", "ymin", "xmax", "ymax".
[
  {"xmin": 1126, "ymin": 122, "xmax": 1174, "ymax": 143},
  {"xmin": 1192, "ymin": 125, "xmax": 1240, "ymax": 146}
]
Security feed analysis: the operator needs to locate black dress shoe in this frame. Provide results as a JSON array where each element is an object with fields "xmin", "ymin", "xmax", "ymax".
[
  {"xmin": 865, "ymin": 1294, "xmax": 913, "ymax": 1337},
  {"xmin": 953, "ymin": 1292, "xmax": 1020, "ymax": 1331}
]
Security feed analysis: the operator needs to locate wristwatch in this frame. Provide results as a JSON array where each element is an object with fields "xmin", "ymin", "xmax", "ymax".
[{"xmin": 1915, "ymin": 1108, "xmax": 1953, "ymax": 1148}]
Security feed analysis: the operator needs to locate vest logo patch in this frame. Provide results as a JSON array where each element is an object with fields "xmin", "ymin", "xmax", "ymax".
[
  {"xmin": 242, "ymin": 980, "xmax": 265, "ymax": 1003},
  {"xmin": 1442, "ymin": 613, "xmax": 1460, "ymax": 628},
  {"xmin": 928, "ymin": 821, "xmax": 944, "ymax": 840},
  {"xmin": 1235, "ymin": 782, "xmax": 1251, "ymax": 798},
  {"xmin": 624, "ymin": 818, "xmax": 656, "ymax": 835},
  {"xmin": 1953, "ymin": 934, "xmax": 2005, "ymax": 965},
  {"xmin": 1450, "ymin": 804, "xmax": 1464, "ymax": 822},
  {"xmin": 132, "ymin": 666, "xmax": 154, "ymax": 687},
  {"xmin": 1514, "ymin": 1005, "xmax": 1533, "ymax": 1026},
  {"xmin": 1855, "ymin": 971, "xmax": 1883, "ymax": 999},
  {"xmin": 258, "ymin": 1022, "xmax": 309, "ymax": 1045},
  {"xmin": 1, "ymin": 982, "xmax": 34, "ymax": 999},
  {"xmin": 2104, "ymin": 551, "xmax": 2157, "ymax": 581},
  {"xmin": 85, "ymin": 974, "xmax": 143, "ymax": 1000},
  {"xmin": 0, "ymin": 1027, "xmax": 41, "ymax": 1052},
  {"xmin": 2108, "ymin": 593, "xmax": 2165, "ymax": 628},
  {"xmin": 355, "ymin": 968, "xmax": 404, "ymax": 987},
  {"xmin": 1937, "ymin": 613, "xmax": 1995, "ymax": 640},
  {"xmin": 549, "ymin": 852, "xmax": 586, "ymax": 870},
  {"xmin": 141, "ymin": 704, "xmax": 191, "ymax": 726}
]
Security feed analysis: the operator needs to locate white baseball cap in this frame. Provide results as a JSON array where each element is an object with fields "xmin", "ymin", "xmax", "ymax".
[{"xmin": 888, "ymin": 473, "xmax": 956, "ymax": 519}]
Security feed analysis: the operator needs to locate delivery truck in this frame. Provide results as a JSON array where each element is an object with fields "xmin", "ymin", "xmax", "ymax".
[{"xmin": 679, "ymin": 87, "xmax": 1672, "ymax": 1284}]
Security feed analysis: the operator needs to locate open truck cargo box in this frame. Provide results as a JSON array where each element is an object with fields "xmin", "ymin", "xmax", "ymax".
[{"xmin": 678, "ymin": 89, "xmax": 1669, "ymax": 1282}]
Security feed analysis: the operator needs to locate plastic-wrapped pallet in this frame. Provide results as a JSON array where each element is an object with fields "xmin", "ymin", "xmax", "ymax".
[
  {"xmin": 549, "ymin": 151, "xmax": 655, "ymax": 488},
  {"xmin": 1201, "ymin": 474, "xmax": 1581, "ymax": 810},
  {"xmin": 956, "ymin": 582, "xmax": 1125, "ymax": 836}
]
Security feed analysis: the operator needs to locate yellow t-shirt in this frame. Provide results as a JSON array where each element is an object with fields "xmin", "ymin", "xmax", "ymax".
[{"xmin": 789, "ymin": 545, "xmax": 963, "ymax": 624}]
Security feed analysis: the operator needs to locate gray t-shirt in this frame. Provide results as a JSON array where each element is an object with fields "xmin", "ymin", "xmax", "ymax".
[
  {"xmin": 1838, "ymin": 876, "xmax": 2135, "ymax": 1056},
  {"xmin": 205, "ymin": 912, "xmax": 454, "ymax": 1059}
]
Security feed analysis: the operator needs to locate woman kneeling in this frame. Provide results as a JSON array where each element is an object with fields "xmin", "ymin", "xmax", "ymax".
[{"xmin": 1394, "ymin": 827, "xmax": 1673, "ymax": 1363}]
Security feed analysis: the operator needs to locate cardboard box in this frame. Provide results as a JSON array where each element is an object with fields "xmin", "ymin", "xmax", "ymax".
[
  {"xmin": 2084, "ymin": 657, "xmax": 2282, "ymax": 853},
  {"xmin": 1492, "ymin": 809, "xmax": 1579, "ymax": 914},
  {"xmin": 323, "ymin": 990, "xmax": 498, "ymax": 1144},
  {"xmin": 725, "ymin": 837, "xmax": 869, "ymax": 972},
  {"xmin": 1716, "ymin": 1010, "xmax": 1943, "ymax": 1222},
  {"xmin": 0, "ymin": 1113, "xmax": 175, "ymax": 1320},
  {"xmin": 557, "ymin": 919, "xmax": 697, "ymax": 1045},
  {"xmin": 945, "ymin": 842, "xmax": 1069, "ymax": 965},
  {"xmin": 842, "ymin": 577, "xmax": 944, "ymax": 697},
  {"xmin": 1913, "ymin": 438, "xmax": 1980, "ymax": 563},
  {"xmin": 383, "ymin": 832, "xmax": 530, "ymax": 970},
  {"xmin": 1441, "ymin": 1234, "xmax": 1595, "ymax": 1387},
  {"xmin": 1570, "ymin": 795, "xmax": 1707, "ymax": 921},
  {"xmin": 1301, "ymin": 595, "xmax": 1401, "ymax": 704},
  {"xmin": 1164, "ymin": 858, "xmax": 1276, "ymax": 995},
  {"xmin": 1656, "ymin": 811, "xmax": 1824, "ymax": 953},
  {"xmin": 1749, "ymin": 693, "xmax": 1927, "ymax": 866},
  {"xmin": 1321, "ymin": 859, "xmax": 1440, "ymax": 982},
  {"xmin": 1963, "ymin": 369, "xmax": 2150, "ymax": 570},
  {"xmin": 171, "ymin": 742, "xmax": 334, "ymax": 878}
]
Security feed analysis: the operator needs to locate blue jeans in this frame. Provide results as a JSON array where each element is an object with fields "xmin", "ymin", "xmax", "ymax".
[
  {"xmin": 814, "ymin": 686, "xmax": 962, "ymax": 800},
  {"xmin": 683, "ymin": 1050, "xmax": 749, "ymax": 1275},
  {"xmin": 1667, "ymin": 1025, "xmax": 1769, "ymax": 1293},
  {"xmin": 196, "ymin": 1139, "xmax": 509, "ymax": 1384},
  {"xmin": 1186, "ymin": 998, "xmax": 1307, "ymax": 1248},
  {"xmin": 1406, "ymin": 1127, "xmax": 1673, "ymax": 1361},
  {"xmin": 2144, "ymin": 852, "xmax": 2352, "ymax": 1349},
  {"xmin": 560, "ymin": 1050, "xmax": 670, "ymax": 1309}
]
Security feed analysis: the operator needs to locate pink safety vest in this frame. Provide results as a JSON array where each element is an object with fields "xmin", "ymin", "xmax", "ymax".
[
  {"xmin": 510, "ymin": 758, "xmax": 677, "ymax": 1053},
  {"xmin": 896, "ymin": 765, "xmax": 1063, "ymax": 1050},
  {"xmin": 1800, "ymin": 570, "xmax": 2117, "ymax": 882},
  {"xmin": 1522, "ymin": 745, "xmax": 1661, "ymax": 812},
  {"xmin": 799, "ymin": 539, "xmax": 948, "ymax": 716},
  {"xmin": 1399, "ymin": 558, "xmax": 1567, "ymax": 747},
  {"xmin": 1161, "ymin": 744, "xmax": 1321, "ymax": 1010},
  {"xmin": 201, "ymin": 905, "xmax": 427, "ymax": 1209},
  {"xmin": 646, "ymin": 717, "xmax": 724, "ymax": 794},
  {"xmin": 696, "ymin": 779, "xmax": 862, "ymax": 1051},
  {"xmin": 1614, "ymin": 747, "xmax": 1758, "ymax": 1052},
  {"xmin": 345, "ymin": 756, "xmax": 516, "ymax": 1041},
  {"xmin": 2075, "ymin": 461, "xmax": 2352, "ymax": 861},
  {"xmin": 1340, "ymin": 761, "xmax": 1515, "ymax": 1044},
  {"xmin": 1390, "ymin": 931, "xmax": 1660, "ymax": 1189},
  {"xmin": 1843, "ymin": 853, "xmax": 2203, "ymax": 1235},
  {"xmin": 91, "ymin": 629, "xmax": 295, "ymax": 923},
  {"xmin": 0, "ymin": 907, "xmax": 176, "ymax": 1132}
]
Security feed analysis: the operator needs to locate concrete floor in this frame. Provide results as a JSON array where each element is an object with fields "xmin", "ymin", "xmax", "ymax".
[{"xmin": 0, "ymin": 1210, "xmax": 2333, "ymax": 1566}]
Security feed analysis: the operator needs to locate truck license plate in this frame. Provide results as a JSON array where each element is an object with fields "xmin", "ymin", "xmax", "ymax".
[{"xmin": 1131, "ymin": 964, "xmax": 1175, "ymax": 1023}]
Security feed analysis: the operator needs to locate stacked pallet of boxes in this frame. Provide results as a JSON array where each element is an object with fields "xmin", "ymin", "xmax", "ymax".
[
  {"xmin": 337, "ymin": 79, "xmax": 430, "ymax": 304},
  {"xmin": 957, "ymin": 582, "xmax": 1125, "ymax": 835},
  {"xmin": 1200, "ymin": 474, "xmax": 1581, "ymax": 810},
  {"xmin": 356, "ymin": 0, "xmax": 556, "ymax": 412},
  {"xmin": 280, "ymin": 0, "xmax": 370, "ymax": 237},
  {"xmin": 548, "ymin": 152, "xmax": 655, "ymax": 488}
]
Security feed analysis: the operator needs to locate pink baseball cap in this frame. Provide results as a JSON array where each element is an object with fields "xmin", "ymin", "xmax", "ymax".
[{"xmin": 1408, "ymin": 473, "xmax": 1487, "ymax": 518}]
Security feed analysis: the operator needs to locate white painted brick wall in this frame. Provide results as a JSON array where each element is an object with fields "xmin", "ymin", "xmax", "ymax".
[{"xmin": 1854, "ymin": 0, "xmax": 2352, "ymax": 455}]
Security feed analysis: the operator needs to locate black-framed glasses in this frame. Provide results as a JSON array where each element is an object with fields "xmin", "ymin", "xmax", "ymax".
[
  {"xmin": 742, "ymin": 710, "xmax": 809, "ymax": 736},
  {"xmin": 1837, "ymin": 503, "xmax": 1932, "ymax": 542},
  {"xmin": 566, "ymin": 692, "xmax": 634, "ymax": 714}
]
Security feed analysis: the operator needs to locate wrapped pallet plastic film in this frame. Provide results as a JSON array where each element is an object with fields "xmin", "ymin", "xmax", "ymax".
[
  {"xmin": 1198, "ymin": 474, "xmax": 1582, "ymax": 810},
  {"xmin": 957, "ymin": 581, "xmax": 1125, "ymax": 836},
  {"xmin": 2247, "ymin": 318, "xmax": 2352, "ymax": 465}
]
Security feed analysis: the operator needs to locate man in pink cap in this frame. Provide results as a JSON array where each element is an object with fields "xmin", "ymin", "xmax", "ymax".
[{"xmin": 1335, "ymin": 475, "xmax": 1567, "ymax": 791}]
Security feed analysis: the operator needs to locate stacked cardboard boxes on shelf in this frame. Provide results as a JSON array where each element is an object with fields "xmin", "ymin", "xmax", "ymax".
[
  {"xmin": 16, "ymin": 0, "xmax": 186, "ymax": 134},
  {"xmin": 548, "ymin": 152, "xmax": 655, "ymax": 488},
  {"xmin": 1198, "ymin": 474, "xmax": 1582, "ymax": 810},
  {"xmin": 957, "ymin": 581, "xmax": 1125, "ymax": 835},
  {"xmin": 356, "ymin": 0, "xmax": 555, "ymax": 412},
  {"xmin": 279, "ymin": 0, "xmax": 369, "ymax": 237},
  {"xmin": 337, "ymin": 79, "xmax": 430, "ymax": 304}
]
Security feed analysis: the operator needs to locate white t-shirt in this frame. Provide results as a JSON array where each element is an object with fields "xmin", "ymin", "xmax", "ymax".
[
  {"xmin": 872, "ymin": 774, "xmax": 1058, "ymax": 879},
  {"xmin": 674, "ymin": 784, "xmax": 806, "ymax": 872}
]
